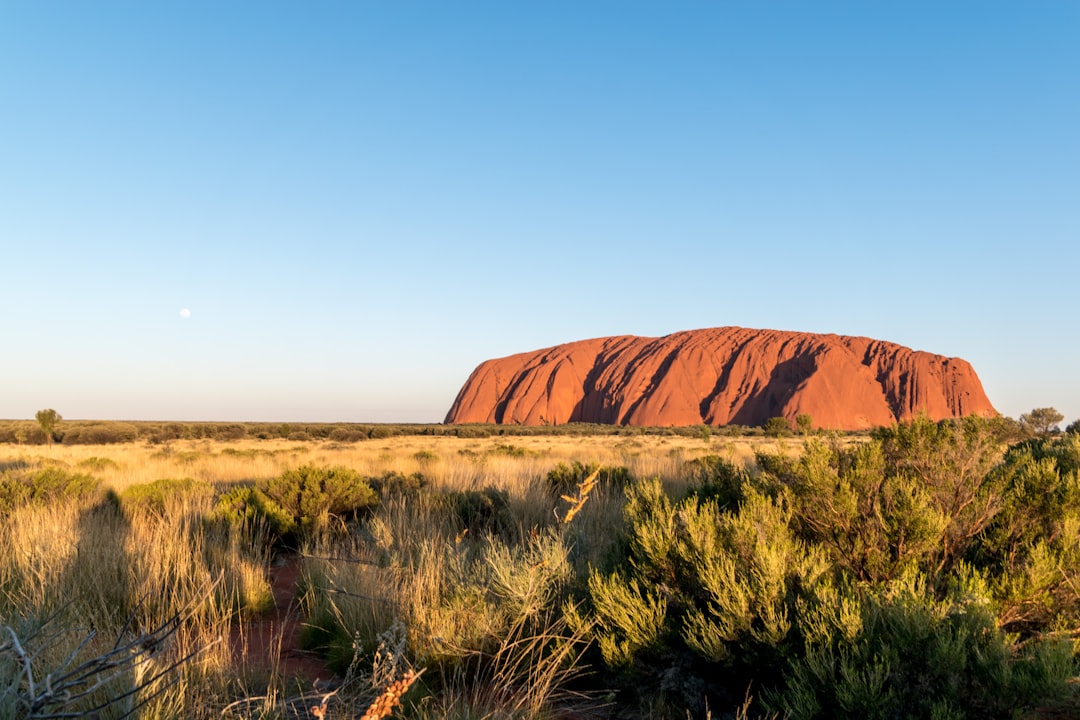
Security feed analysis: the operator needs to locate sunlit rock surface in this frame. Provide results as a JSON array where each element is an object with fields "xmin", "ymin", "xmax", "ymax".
[{"xmin": 444, "ymin": 327, "xmax": 997, "ymax": 430}]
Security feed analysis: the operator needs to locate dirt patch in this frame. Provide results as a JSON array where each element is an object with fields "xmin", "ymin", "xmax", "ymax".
[{"xmin": 231, "ymin": 554, "xmax": 336, "ymax": 688}]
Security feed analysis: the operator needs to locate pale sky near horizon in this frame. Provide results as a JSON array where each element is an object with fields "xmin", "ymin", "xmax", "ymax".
[{"xmin": 2, "ymin": 2, "xmax": 1078, "ymax": 426}]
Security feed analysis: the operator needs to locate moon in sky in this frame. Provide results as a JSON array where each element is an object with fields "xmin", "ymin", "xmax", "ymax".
[{"xmin": 179, "ymin": 308, "xmax": 191, "ymax": 319}]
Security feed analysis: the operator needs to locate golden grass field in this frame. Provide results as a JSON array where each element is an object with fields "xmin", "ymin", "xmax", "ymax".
[
  {"xmin": 0, "ymin": 432, "xmax": 808, "ymax": 719},
  {"xmin": 12, "ymin": 426, "xmax": 1070, "ymax": 720},
  {"xmin": 9, "ymin": 433, "xmax": 793, "ymax": 494}
]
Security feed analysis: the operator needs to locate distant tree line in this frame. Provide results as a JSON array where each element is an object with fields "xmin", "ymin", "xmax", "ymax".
[
  {"xmin": 1, "ymin": 406, "xmax": 1074, "ymax": 446},
  {"xmin": 0, "ymin": 418, "xmax": 775, "ymax": 445}
]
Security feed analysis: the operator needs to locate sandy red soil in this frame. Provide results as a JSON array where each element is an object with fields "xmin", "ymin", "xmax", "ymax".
[{"xmin": 230, "ymin": 555, "xmax": 335, "ymax": 688}]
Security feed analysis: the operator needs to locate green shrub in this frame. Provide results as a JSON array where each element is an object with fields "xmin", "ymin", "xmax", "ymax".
[
  {"xmin": 58, "ymin": 422, "xmax": 139, "ymax": 444},
  {"xmin": 685, "ymin": 454, "xmax": 752, "ymax": 508},
  {"xmin": 781, "ymin": 439, "xmax": 947, "ymax": 584},
  {"xmin": 587, "ymin": 570, "xmax": 668, "ymax": 668},
  {"xmin": 443, "ymin": 486, "xmax": 516, "ymax": 540},
  {"xmin": 971, "ymin": 433, "xmax": 1080, "ymax": 635},
  {"xmin": 546, "ymin": 460, "xmax": 631, "ymax": 497},
  {"xmin": 489, "ymin": 442, "xmax": 532, "ymax": 457},
  {"xmin": 328, "ymin": 427, "xmax": 368, "ymax": 442},
  {"xmin": 368, "ymin": 470, "xmax": 428, "ymax": 499},
  {"xmin": 0, "ymin": 467, "xmax": 103, "ymax": 511},
  {"xmin": 120, "ymin": 477, "xmax": 215, "ymax": 515},
  {"xmin": 257, "ymin": 464, "xmax": 378, "ymax": 540},
  {"xmin": 770, "ymin": 573, "xmax": 1077, "ymax": 720},
  {"xmin": 214, "ymin": 485, "xmax": 297, "ymax": 542},
  {"xmin": 764, "ymin": 417, "xmax": 792, "ymax": 437},
  {"xmin": 77, "ymin": 456, "xmax": 120, "ymax": 472}
]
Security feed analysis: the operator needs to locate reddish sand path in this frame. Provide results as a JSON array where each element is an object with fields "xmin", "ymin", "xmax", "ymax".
[{"xmin": 231, "ymin": 555, "xmax": 336, "ymax": 689}]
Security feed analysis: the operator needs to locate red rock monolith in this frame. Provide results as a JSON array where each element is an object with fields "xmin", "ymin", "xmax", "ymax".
[{"xmin": 444, "ymin": 327, "xmax": 997, "ymax": 431}]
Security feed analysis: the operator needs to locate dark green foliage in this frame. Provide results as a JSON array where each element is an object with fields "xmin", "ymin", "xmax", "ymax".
[
  {"xmin": 545, "ymin": 460, "xmax": 631, "ymax": 497},
  {"xmin": 327, "ymin": 427, "xmax": 368, "ymax": 442},
  {"xmin": 764, "ymin": 416, "xmax": 791, "ymax": 437},
  {"xmin": 1020, "ymin": 407, "xmax": 1065, "ymax": 436},
  {"xmin": 214, "ymin": 485, "xmax": 297, "ymax": 542},
  {"xmin": 582, "ymin": 475, "xmax": 826, "ymax": 710},
  {"xmin": 368, "ymin": 470, "xmax": 429, "ymax": 499},
  {"xmin": 35, "ymin": 408, "xmax": 62, "ymax": 446},
  {"xmin": 576, "ymin": 417, "xmax": 1080, "ymax": 718},
  {"xmin": 0, "ymin": 418, "xmax": 861, "ymax": 445},
  {"xmin": 872, "ymin": 416, "xmax": 1006, "ymax": 582},
  {"xmin": 779, "ymin": 439, "xmax": 946, "ymax": 583},
  {"xmin": 58, "ymin": 422, "xmax": 139, "ymax": 444},
  {"xmin": 770, "ymin": 577, "xmax": 1076, "ymax": 720},
  {"xmin": 120, "ymin": 477, "xmax": 215, "ymax": 515},
  {"xmin": 970, "ymin": 433, "xmax": 1080, "ymax": 634},
  {"xmin": 0, "ymin": 467, "xmax": 102, "ymax": 511},
  {"xmin": 444, "ymin": 486, "xmax": 516, "ymax": 539},
  {"xmin": 257, "ymin": 464, "xmax": 378, "ymax": 541},
  {"xmin": 685, "ymin": 454, "xmax": 752, "ymax": 508}
]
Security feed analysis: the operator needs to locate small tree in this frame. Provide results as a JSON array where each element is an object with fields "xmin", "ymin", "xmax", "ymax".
[
  {"xmin": 1019, "ymin": 407, "xmax": 1064, "ymax": 436},
  {"xmin": 763, "ymin": 416, "xmax": 791, "ymax": 438},
  {"xmin": 35, "ymin": 408, "xmax": 62, "ymax": 448},
  {"xmin": 796, "ymin": 414, "xmax": 813, "ymax": 436}
]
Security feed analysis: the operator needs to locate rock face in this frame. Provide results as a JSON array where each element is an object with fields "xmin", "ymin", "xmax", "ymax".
[{"xmin": 444, "ymin": 327, "xmax": 997, "ymax": 430}]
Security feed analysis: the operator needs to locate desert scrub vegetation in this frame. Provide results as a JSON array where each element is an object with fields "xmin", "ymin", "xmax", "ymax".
[
  {"xmin": 1, "ymin": 420, "xmax": 1078, "ymax": 718},
  {"xmin": 0, "ymin": 418, "xmax": 781, "ymax": 447}
]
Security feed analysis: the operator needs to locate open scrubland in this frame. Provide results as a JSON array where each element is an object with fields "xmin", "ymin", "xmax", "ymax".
[{"xmin": 1, "ymin": 420, "xmax": 1079, "ymax": 719}]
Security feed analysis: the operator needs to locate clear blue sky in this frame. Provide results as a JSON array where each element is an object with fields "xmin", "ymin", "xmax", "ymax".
[{"xmin": 2, "ymin": 2, "xmax": 1077, "ymax": 425}]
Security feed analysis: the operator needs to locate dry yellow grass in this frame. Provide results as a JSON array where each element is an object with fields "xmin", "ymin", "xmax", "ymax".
[
  {"xmin": 0, "ymin": 430, "xmax": 811, "ymax": 718},
  {"xmin": 0, "ymin": 432, "xmax": 801, "ymax": 495}
]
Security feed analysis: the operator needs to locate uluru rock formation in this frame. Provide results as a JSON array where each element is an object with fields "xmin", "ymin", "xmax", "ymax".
[{"xmin": 444, "ymin": 327, "xmax": 997, "ymax": 431}]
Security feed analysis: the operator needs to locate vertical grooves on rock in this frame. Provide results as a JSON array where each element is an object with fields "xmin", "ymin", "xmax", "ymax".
[{"xmin": 445, "ymin": 328, "xmax": 997, "ymax": 430}]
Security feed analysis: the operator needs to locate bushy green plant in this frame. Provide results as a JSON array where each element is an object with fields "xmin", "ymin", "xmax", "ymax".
[
  {"xmin": 0, "ymin": 467, "xmax": 102, "ymax": 511},
  {"xmin": 770, "ymin": 572, "xmax": 1077, "ymax": 720},
  {"xmin": 257, "ymin": 464, "xmax": 378, "ymax": 540},
  {"xmin": 120, "ymin": 477, "xmax": 215, "ymax": 516},
  {"xmin": 970, "ymin": 433, "xmax": 1080, "ymax": 634},
  {"xmin": 59, "ymin": 422, "xmax": 139, "ymax": 444},
  {"xmin": 444, "ymin": 486, "xmax": 516, "ymax": 540},
  {"xmin": 214, "ymin": 485, "xmax": 297, "ymax": 543},
  {"xmin": 779, "ymin": 439, "xmax": 947, "ymax": 584},
  {"xmin": 685, "ymin": 454, "xmax": 752, "ymax": 508},
  {"xmin": 764, "ymin": 417, "xmax": 791, "ymax": 438},
  {"xmin": 587, "ymin": 570, "xmax": 668, "ymax": 668},
  {"xmin": 546, "ymin": 460, "xmax": 631, "ymax": 497},
  {"xmin": 678, "ymin": 487, "xmax": 828, "ymax": 664},
  {"xmin": 76, "ymin": 456, "xmax": 120, "ymax": 472},
  {"xmin": 369, "ymin": 470, "xmax": 429, "ymax": 499},
  {"xmin": 580, "ymin": 474, "xmax": 827, "ymax": 710}
]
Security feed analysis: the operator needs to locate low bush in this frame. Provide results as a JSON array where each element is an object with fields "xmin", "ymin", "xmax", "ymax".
[
  {"xmin": 255, "ymin": 464, "xmax": 378, "ymax": 543},
  {"xmin": 214, "ymin": 485, "xmax": 297, "ymax": 544},
  {"xmin": 545, "ymin": 460, "xmax": 631, "ymax": 497},
  {"xmin": 76, "ymin": 456, "xmax": 120, "ymax": 472},
  {"xmin": 58, "ymin": 422, "xmax": 140, "ymax": 445},
  {"xmin": 120, "ymin": 477, "xmax": 215, "ymax": 516},
  {"xmin": 685, "ymin": 454, "xmax": 752, "ymax": 508},
  {"xmin": 369, "ymin": 470, "xmax": 429, "ymax": 499},
  {"xmin": 0, "ymin": 467, "xmax": 102, "ymax": 512},
  {"xmin": 769, "ymin": 572, "xmax": 1077, "ymax": 720},
  {"xmin": 443, "ymin": 486, "xmax": 517, "ymax": 540}
]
